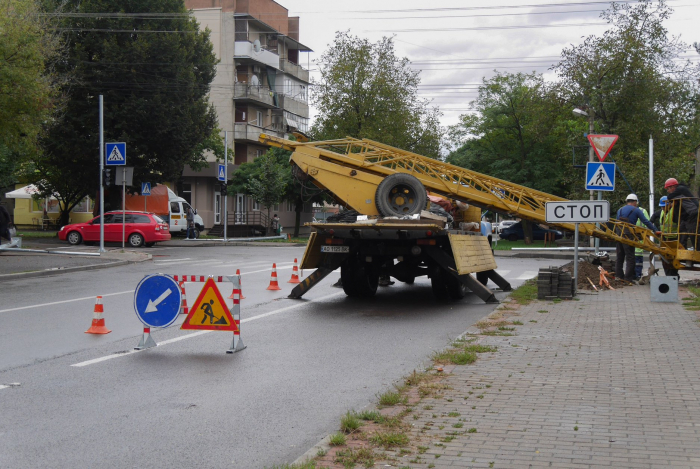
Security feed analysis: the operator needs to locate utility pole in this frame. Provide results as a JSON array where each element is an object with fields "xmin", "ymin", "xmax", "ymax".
[{"xmin": 99, "ymin": 95, "xmax": 105, "ymax": 253}]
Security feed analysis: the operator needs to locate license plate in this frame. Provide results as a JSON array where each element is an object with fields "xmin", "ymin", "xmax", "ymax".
[{"xmin": 321, "ymin": 245, "xmax": 349, "ymax": 253}]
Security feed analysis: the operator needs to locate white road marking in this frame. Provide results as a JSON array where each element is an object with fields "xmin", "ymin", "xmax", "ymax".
[
  {"xmin": 153, "ymin": 257, "xmax": 191, "ymax": 263},
  {"xmin": 154, "ymin": 259, "xmax": 223, "ymax": 267},
  {"xmin": 496, "ymin": 270, "xmax": 511, "ymax": 277},
  {"xmin": 516, "ymin": 271, "xmax": 538, "ymax": 280},
  {"xmin": 0, "ymin": 385, "xmax": 8, "ymax": 391},
  {"xmin": 70, "ymin": 292, "xmax": 345, "ymax": 367},
  {"xmin": 0, "ymin": 290, "xmax": 133, "ymax": 314}
]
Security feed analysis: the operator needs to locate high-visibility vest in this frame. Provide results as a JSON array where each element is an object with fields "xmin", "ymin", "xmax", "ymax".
[
  {"xmin": 635, "ymin": 208, "xmax": 650, "ymax": 255},
  {"xmin": 660, "ymin": 208, "xmax": 678, "ymax": 239}
]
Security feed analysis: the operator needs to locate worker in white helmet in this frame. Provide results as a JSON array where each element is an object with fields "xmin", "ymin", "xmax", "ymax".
[{"xmin": 615, "ymin": 194, "xmax": 659, "ymax": 282}]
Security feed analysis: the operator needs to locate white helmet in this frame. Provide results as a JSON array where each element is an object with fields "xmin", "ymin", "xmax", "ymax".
[{"xmin": 626, "ymin": 194, "xmax": 638, "ymax": 202}]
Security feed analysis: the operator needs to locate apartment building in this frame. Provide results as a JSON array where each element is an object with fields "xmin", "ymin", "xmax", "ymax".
[{"xmin": 182, "ymin": 0, "xmax": 313, "ymax": 236}]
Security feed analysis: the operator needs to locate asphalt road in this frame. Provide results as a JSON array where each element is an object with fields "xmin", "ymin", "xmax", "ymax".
[{"xmin": 0, "ymin": 244, "xmax": 564, "ymax": 468}]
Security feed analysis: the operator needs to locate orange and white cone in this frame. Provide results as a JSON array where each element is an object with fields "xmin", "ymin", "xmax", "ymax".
[
  {"xmin": 267, "ymin": 263, "xmax": 281, "ymax": 290},
  {"xmin": 288, "ymin": 258, "xmax": 301, "ymax": 283},
  {"xmin": 229, "ymin": 269, "xmax": 246, "ymax": 300},
  {"xmin": 85, "ymin": 296, "xmax": 111, "ymax": 334}
]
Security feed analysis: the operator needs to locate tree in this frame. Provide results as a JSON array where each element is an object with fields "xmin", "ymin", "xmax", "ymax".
[
  {"xmin": 0, "ymin": 0, "xmax": 62, "ymax": 188},
  {"xmin": 553, "ymin": 0, "xmax": 700, "ymax": 206},
  {"xmin": 311, "ymin": 31, "xmax": 443, "ymax": 158},
  {"xmin": 447, "ymin": 72, "xmax": 571, "ymax": 196},
  {"xmin": 34, "ymin": 0, "xmax": 221, "ymax": 225},
  {"xmin": 230, "ymin": 151, "xmax": 288, "ymax": 235}
]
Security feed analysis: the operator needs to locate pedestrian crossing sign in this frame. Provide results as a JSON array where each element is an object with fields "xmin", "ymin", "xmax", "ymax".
[
  {"xmin": 217, "ymin": 164, "xmax": 226, "ymax": 181},
  {"xmin": 181, "ymin": 278, "xmax": 238, "ymax": 331},
  {"xmin": 141, "ymin": 182, "xmax": 151, "ymax": 196},
  {"xmin": 586, "ymin": 162, "xmax": 616, "ymax": 191},
  {"xmin": 105, "ymin": 142, "xmax": 126, "ymax": 166}
]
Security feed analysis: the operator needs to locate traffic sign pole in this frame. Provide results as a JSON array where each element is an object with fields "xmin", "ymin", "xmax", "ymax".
[
  {"xmin": 224, "ymin": 132, "xmax": 228, "ymax": 242},
  {"xmin": 122, "ymin": 169, "xmax": 125, "ymax": 250},
  {"xmin": 99, "ymin": 96, "xmax": 105, "ymax": 253}
]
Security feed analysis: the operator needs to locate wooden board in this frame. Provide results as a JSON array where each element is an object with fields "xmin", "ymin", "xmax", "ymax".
[{"xmin": 448, "ymin": 234, "xmax": 497, "ymax": 275}]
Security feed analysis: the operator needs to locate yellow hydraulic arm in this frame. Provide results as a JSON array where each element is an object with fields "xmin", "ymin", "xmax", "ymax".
[{"xmin": 260, "ymin": 134, "xmax": 699, "ymax": 269}]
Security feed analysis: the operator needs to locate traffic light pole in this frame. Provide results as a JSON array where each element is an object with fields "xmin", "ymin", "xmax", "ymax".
[
  {"xmin": 99, "ymin": 95, "xmax": 105, "ymax": 253},
  {"xmin": 224, "ymin": 131, "xmax": 228, "ymax": 242}
]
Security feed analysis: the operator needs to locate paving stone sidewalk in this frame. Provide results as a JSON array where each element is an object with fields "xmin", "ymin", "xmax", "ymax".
[{"xmin": 380, "ymin": 285, "xmax": 700, "ymax": 468}]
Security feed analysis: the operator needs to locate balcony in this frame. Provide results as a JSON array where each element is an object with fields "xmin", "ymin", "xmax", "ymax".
[
  {"xmin": 235, "ymin": 41, "xmax": 280, "ymax": 70},
  {"xmin": 234, "ymin": 83, "xmax": 277, "ymax": 108},
  {"xmin": 233, "ymin": 123, "xmax": 284, "ymax": 144},
  {"xmin": 279, "ymin": 59, "xmax": 310, "ymax": 82},
  {"xmin": 278, "ymin": 95, "xmax": 309, "ymax": 117}
]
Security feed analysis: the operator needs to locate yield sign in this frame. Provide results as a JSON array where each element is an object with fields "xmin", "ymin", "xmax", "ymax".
[
  {"xmin": 181, "ymin": 278, "xmax": 238, "ymax": 332},
  {"xmin": 587, "ymin": 134, "xmax": 618, "ymax": 162}
]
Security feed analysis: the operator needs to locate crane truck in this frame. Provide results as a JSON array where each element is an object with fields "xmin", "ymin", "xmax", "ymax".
[{"xmin": 259, "ymin": 134, "xmax": 700, "ymax": 302}]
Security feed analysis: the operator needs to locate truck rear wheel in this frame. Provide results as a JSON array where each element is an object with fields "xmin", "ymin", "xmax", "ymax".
[
  {"xmin": 431, "ymin": 267, "xmax": 466, "ymax": 300},
  {"xmin": 375, "ymin": 173, "xmax": 428, "ymax": 217},
  {"xmin": 341, "ymin": 260, "xmax": 379, "ymax": 297}
]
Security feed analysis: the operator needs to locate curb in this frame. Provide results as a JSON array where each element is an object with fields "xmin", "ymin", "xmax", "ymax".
[
  {"xmin": 163, "ymin": 241, "xmax": 308, "ymax": 248},
  {"xmin": 292, "ymin": 435, "xmax": 332, "ymax": 466},
  {"xmin": 0, "ymin": 256, "xmax": 150, "ymax": 282}
]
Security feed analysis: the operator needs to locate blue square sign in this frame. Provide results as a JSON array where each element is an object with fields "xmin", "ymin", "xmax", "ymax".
[
  {"xmin": 586, "ymin": 162, "xmax": 615, "ymax": 191},
  {"xmin": 217, "ymin": 164, "xmax": 226, "ymax": 181},
  {"xmin": 105, "ymin": 142, "xmax": 126, "ymax": 166}
]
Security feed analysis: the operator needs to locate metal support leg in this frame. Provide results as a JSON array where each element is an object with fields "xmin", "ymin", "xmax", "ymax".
[{"xmin": 486, "ymin": 269, "xmax": 512, "ymax": 292}]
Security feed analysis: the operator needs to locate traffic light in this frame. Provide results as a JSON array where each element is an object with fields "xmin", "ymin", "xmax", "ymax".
[
  {"xmin": 103, "ymin": 168, "xmax": 113, "ymax": 186},
  {"xmin": 220, "ymin": 182, "xmax": 228, "ymax": 194}
]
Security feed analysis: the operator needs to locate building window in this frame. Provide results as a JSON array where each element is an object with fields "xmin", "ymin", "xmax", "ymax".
[
  {"xmin": 256, "ymin": 110, "xmax": 263, "ymax": 127},
  {"xmin": 73, "ymin": 197, "xmax": 94, "ymax": 213},
  {"xmin": 182, "ymin": 183, "xmax": 192, "ymax": 205},
  {"xmin": 252, "ymin": 200, "xmax": 260, "ymax": 211},
  {"xmin": 299, "ymin": 85, "xmax": 307, "ymax": 102},
  {"xmin": 286, "ymin": 200, "xmax": 294, "ymax": 212},
  {"xmin": 285, "ymin": 78, "xmax": 292, "ymax": 95}
]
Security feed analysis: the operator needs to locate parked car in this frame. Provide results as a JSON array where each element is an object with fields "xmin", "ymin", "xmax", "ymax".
[
  {"xmin": 58, "ymin": 211, "xmax": 171, "ymax": 247},
  {"xmin": 496, "ymin": 220, "xmax": 517, "ymax": 233},
  {"xmin": 499, "ymin": 221, "xmax": 563, "ymax": 242}
]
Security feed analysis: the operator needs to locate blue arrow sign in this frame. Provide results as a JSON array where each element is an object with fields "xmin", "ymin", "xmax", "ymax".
[
  {"xmin": 586, "ymin": 162, "xmax": 616, "ymax": 191},
  {"xmin": 105, "ymin": 142, "xmax": 126, "ymax": 166},
  {"xmin": 142, "ymin": 182, "xmax": 151, "ymax": 196},
  {"xmin": 134, "ymin": 274, "xmax": 182, "ymax": 328},
  {"xmin": 217, "ymin": 164, "xmax": 226, "ymax": 181}
]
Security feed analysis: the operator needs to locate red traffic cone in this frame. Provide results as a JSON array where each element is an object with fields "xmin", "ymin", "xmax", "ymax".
[
  {"xmin": 267, "ymin": 263, "xmax": 281, "ymax": 290},
  {"xmin": 288, "ymin": 258, "xmax": 301, "ymax": 283},
  {"xmin": 228, "ymin": 269, "xmax": 246, "ymax": 300},
  {"xmin": 85, "ymin": 296, "xmax": 112, "ymax": 334}
]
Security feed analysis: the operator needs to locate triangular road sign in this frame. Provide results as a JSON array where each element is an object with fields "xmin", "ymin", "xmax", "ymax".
[
  {"xmin": 219, "ymin": 167, "xmax": 225, "ymax": 179},
  {"xmin": 107, "ymin": 146, "xmax": 125, "ymax": 162},
  {"xmin": 587, "ymin": 134, "xmax": 618, "ymax": 161},
  {"xmin": 587, "ymin": 164, "xmax": 613, "ymax": 187},
  {"xmin": 181, "ymin": 278, "xmax": 238, "ymax": 331}
]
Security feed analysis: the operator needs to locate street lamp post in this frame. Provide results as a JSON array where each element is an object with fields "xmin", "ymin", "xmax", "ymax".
[{"xmin": 573, "ymin": 107, "xmax": 598, "ymax": 251}]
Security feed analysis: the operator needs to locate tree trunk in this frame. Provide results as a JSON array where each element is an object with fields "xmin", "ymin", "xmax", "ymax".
[
  {"xmin": 522, "ymin": 219, "xmax": 534, "ymax": 245},
  {"xmin": 294, "ymin": 196, "xmax": 303, "ymax": 238}
]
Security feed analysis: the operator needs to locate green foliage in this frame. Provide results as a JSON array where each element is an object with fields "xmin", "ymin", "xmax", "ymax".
[
  {"xmin": 447, "ymin": 72, "xmax": 571, "ymax": 195},
  {"xmin": 0, "ymin": 0, "xmax": 62, "ymax": 187},
  {"xmin": 447, "ymin": 0, "xmax": 699, "ymax": 206},
  {"xmin": 231, "ymin": 150, "xmax": 288, "ymax": 232},
  {"xmin": 511, "ymin": 278, "xmax": 538, "ymax": 305},
  {"xmin": 328, "ymin": 432, "xmax": 346, "ymax": 446},
  {"xmin": 35, "ymin": 0, "xmax": 220, "ymax": 224},
  {"xmin": 554, "ymin": 0, "xmax": 700, "ymax": 204},
  {"xmin": 311, "ymin": 31, "xmax": 443, "ymax": 158},
  {"xmin": 340, "ymin": 411, "xmax": 361, "ymax": 434},
  {"xmin": 369, "ymin": 431, "xmax": 409, "ymax": 448}
]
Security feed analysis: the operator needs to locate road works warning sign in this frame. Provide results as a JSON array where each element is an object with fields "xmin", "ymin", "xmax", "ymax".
[{"xmin": 181, "ymin": 278, "xmax": 238, "ymax": 331}]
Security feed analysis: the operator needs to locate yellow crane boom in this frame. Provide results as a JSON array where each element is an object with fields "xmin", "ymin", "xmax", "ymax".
[{"xmin": 260, "ymin": 134, "xmax": 699, "ymax": 270}]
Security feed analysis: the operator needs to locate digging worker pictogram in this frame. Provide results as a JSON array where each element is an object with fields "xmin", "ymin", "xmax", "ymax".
[{"xmin": 201, "ymin": 300, "xmax": 216, "ymax": 325}]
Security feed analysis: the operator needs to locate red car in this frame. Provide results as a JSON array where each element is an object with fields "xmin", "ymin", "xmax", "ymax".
[{"xmin": 58, "ymin": 211, "xmax": 171, "ymax": 247}]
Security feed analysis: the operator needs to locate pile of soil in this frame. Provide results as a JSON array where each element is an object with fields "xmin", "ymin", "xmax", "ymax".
[{"xmin": 558, "ymin": 258, "xmax": 631, "ymax": 291}]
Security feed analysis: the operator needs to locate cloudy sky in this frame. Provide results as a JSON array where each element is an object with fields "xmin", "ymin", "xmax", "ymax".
[{"xmin": 278, "ymin": 0, "xmax": 699, "ymax": 128}]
